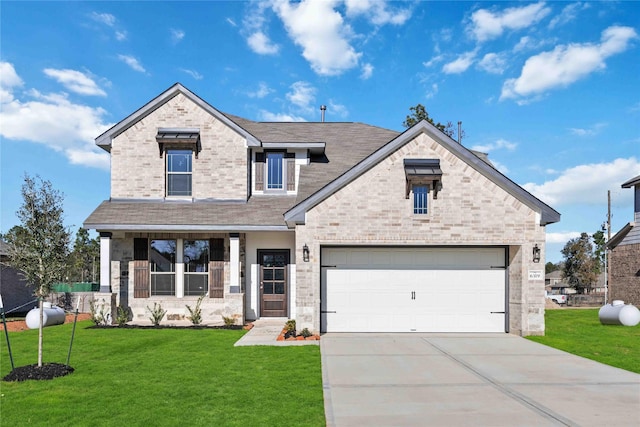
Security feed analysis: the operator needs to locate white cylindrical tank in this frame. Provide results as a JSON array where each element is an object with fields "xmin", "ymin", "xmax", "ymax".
[
  {"xmin": 599, "ymin": 300, "xmax": 640, "ymax": 326},
  {"xmin": 25, "ymin": 302, "xmax": 66, "ymax": 329}
]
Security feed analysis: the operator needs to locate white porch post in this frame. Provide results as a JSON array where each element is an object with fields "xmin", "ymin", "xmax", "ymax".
[
  {"xmin": 230, "ymin": 233, "xmax": 240, "ymax": 293},
  {"xmin": 99, "ymin": 232, "xmax": 112, "ymax": 293},
  {"xmin": 176, "ymin": 239, "xmax": 184, "ymax": 298}
]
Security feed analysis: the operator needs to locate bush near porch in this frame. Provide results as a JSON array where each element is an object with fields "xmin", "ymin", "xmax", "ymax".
[
  {"xmin": 527, "ymin": 308, "xmax": 640, "ymax": 374},
  {"xmin": 0, "ymin": 322, "xmax": 325, "ymax": 426}
]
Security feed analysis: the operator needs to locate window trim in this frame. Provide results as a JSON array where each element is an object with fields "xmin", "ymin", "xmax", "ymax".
[{"xmin": 165, "ymin": 149, "xmax": 193, "ymax": 197}]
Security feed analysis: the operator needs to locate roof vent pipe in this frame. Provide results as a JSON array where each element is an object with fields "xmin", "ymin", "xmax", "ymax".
[{"xmin": 320, "ymin": 105, "xmax": 326, "ymax": 122}]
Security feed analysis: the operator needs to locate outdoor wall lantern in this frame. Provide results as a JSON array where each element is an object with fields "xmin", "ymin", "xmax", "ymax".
[
  {"xmin": 532, "ymin": 244, "xmax": 541, "ymax": 263},
  {"xmin": 303, "ymin": 244, "xmax": 310, "ymax": 262}
]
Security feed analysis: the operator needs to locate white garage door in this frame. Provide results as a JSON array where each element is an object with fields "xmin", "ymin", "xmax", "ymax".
[{"xmin": 321, "ymin": 247, "xmax": 506, "ymax": 333}]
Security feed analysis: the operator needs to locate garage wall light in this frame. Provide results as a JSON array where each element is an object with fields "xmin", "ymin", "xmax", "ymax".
[
  {"xmin": 303, "ymin": 244, "xmax": 310, "ymax": 262},
  {"xmin": 532, "ymin": 244, "xmax": 541, "ymax": 263}
]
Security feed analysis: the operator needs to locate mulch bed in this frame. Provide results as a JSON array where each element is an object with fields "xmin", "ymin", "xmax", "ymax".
[{"xmin": 3, "ymin": 363, "xmax": 74, "ymax": 382}]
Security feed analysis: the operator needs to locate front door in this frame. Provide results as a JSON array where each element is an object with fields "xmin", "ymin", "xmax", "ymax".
[{"xmin": 259, "ymin": 250, "xmax": 289, "ymax": 317}]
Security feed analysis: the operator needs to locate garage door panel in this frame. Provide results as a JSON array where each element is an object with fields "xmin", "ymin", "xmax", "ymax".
[{"xmin": 322, "ymin": 247, "xmax": 506, "ymax": 333}]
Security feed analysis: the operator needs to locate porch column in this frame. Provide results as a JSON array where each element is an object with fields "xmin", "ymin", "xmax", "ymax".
[
  {"xmin": 230, "ymin": 233, "xmax": 240, "ymax": 293},
  {"xmin": 99, "ymin": 232, "xmax": 112, "ymax": 293}
]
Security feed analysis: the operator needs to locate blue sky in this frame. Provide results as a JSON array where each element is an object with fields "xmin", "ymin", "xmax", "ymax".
[{"xmin": 1, "ymin": 1, "xmax": 638, "ymax": 264}]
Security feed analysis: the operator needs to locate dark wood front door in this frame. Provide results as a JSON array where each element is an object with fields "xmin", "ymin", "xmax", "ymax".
[{"xmin": 259, "ymin": 250, "xmax": 289, "ymax": 317}]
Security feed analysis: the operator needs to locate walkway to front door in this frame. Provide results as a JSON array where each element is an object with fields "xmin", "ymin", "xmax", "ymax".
[{"xmin": 258, "ymin": 249, "xmax": 289, "ymax": 317}]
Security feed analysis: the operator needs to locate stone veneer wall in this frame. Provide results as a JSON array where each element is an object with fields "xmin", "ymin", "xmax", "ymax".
[
  {"xmin": 110, "ymin": 93, "xmax": 248, "ymax": 200},
  {"xmin": 609, "ymin": 243, "xmax": 640, "ymax": 306},
  {"xmin": 294, "ymin": 133, "xmax": 547, "ymax": 336}
]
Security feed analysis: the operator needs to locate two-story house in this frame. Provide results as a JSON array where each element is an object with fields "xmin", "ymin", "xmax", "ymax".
[{"xmin": 84, "ymin": 83, "xmax": 560, "ymax": 335}]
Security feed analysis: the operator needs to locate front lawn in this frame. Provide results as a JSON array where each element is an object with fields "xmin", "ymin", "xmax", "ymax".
[
  {"xmin": 527, "ymin": 309, "xmax": 640, "ymax": 374},
  {"xmin": 0, "ymin": 322, "xmax": 325, "ymax": 426}
]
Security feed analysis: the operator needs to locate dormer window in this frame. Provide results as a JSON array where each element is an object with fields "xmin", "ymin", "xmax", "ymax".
[
  {"xmin": 267, "ymin": 152, "xmax": 284, "ymax": 190},
  {"xmin": 255, "ymin": 151, "xmax": 295, "ymax": 192}
]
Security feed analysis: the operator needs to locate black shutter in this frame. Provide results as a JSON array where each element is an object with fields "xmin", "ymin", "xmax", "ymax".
[{"xmin": 255, "ymin": 152, "xmax": 265, "ymax": 191}]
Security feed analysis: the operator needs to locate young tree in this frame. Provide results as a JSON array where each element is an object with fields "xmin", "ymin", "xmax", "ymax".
[
  {"xmin": 561, "ymin": 232, "xmax": 598, "ymax": 294},
  {"xmin": 402, "ymin": 104, "xmax": 465, "ymax": 142},
  {"xmin": 68, "ymin": 227, "xmax": 100, "ymax": 283},
  {"xmin": 591, "ymin": 229, "xmax": 606, "ymax": 275},
  {"xmin": 4, "ymin": 175, "xmax": 71, "ymax": 367}
]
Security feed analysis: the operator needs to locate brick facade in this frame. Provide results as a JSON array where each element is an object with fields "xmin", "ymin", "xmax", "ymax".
[
  {"xmin": 294, "ymin": 134, "xmax": 548, "ymax": 336},
  {"xmin": 111, "ymin": 93, "xmax": 247, "ymax": 200},
  {"xmin": 609, "ymin": 243, "xmax": 640, "ymax": 305}
]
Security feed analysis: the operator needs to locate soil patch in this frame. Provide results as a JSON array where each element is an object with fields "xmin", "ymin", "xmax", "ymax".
[{"xmin": 3, "ymin": 363, "xmax": 74, "ymax": 382}]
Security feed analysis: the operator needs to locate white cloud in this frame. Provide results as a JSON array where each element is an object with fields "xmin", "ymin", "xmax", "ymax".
[
  {"xmin": 286, "ymin": 81, "xmax": 316, "ymax": 112},
  {"xmin": 523, "ymin": 157, "xmax": 640, "ymax": 206},
  {"xmin": 471, "ymin": 138, "xmax": 517, "ymax": 153},
  {"xmin": 247, "ymin": 82, "xmax": 273, "ymax": 99},
  {"xmin": 171, "ymin": 28, "xmax": 185, "ymax": 44},
  {"xmin": 344, "ymin": 0, "xmax": 412, "ymax": 26},
  {"xmin": 468, "ymin": 2, "xmax": 551, "ymax": 42},
  {"xmin": 549, "ymin": 2, "xmax": 589, "ymax": 29},
  {"xmin": 117, "ymin": 54, "xmax": 147, "ymax": 73},
  {"xmin": 90, "ymin": 12, "xmax": 116, "ymax": 27},
  {"xmin": 442, "ymin": 50, "xmax": 476, "ymax": 74},
  {"xmin": 226, "ymin": 18, "xmax": 237, "ymax": 27},
  {"xmin": 501, "ymin": 26, "xmax": 638, "ymax": 102},
  {"xmin": 89, "ymin": 11, "xmax": 127, "ymax": 41},
  {"xmin": 43, "ymin": 68, "xmax": 106, "ymax": 96},
  {"xmin": 0, "ymin": 62, "xmax": 24, "ymax": 102},
  {"xmin": 546, "ymin": 231, "xmax": 582, "ymax": 244},
  {"xmin": 360, "ymin": 63, "xmax": 373, "ymax": 79},
  {"xmin": 327, "ymin": 100, "xmax": 349, "ymax": 119},
  {"xmin": 568, "ymin": 122, "xmax": 607, "ymax": 137},
  {"xmin": 180, "ymin": 68, "xmax": 203, "ymax": 80},
  {"xmin": 425, "ymin": 83, "xmax": 438, "ymax": 99},
  {"xmin": 273, "ymin": 0, "xmax": 361, "ymax": 76},
  {"xmin": 477, "ymin": 53, "xmax": 507, "ymax": 74},
  {"xmin": 247, "ymin": 31, "xmax": 280, "ymax": 55},
  {"xmin": 423, "ymin": 54, "xmax": 444, "ymax": 68},
  {"xmin": 259, "ymin": 110, "xmax": 307, "ymax": 122},
  {"xmin": 0, "ymin": 63, "xmax": 112, "ymax": 170}
]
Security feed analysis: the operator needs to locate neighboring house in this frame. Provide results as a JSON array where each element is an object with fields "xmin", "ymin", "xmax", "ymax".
[
  {"xmin": 84, "ymin": 83, "xmax": 560, "ymax": 335},
  {"xmin": 545, "ymin": 270, "xmax": 573, "ymax": 295},
  {"xmin": 607, "ymin": 175, "xmax": 640, "ymax": 306},
  {"xmin": 0, "ymin": 240, "xmax": 37, "ymax": 315}
]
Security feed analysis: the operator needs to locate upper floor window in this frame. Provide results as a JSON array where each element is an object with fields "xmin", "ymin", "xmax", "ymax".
[
  {"xmin": 267, "ymin": 152, "xmax": 284, "ymax": 190},
  {"xmin": 413, "ymin": 185, "xmax": 428, "ymax": 214},
  {"xmin": 166, "ymin": 150, "xmax": 192, "ymax": 196},
  {"xmin": 255, "ymin": 151, "xmax": 295, "ymax": 193}
]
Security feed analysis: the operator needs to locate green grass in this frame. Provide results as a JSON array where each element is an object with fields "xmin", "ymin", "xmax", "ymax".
[
  {"xmin": 527, "ymin": 309, "xmax": 640, "ymax": 374},
  {"xmin": 0, "ymin": 322, "xmax": 325, "ymax": 426}
]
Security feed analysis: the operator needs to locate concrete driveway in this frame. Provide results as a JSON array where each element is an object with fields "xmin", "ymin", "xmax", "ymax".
[{"xmin": 321, "ymin": 334, "xmax": 640, "ymax": 427}]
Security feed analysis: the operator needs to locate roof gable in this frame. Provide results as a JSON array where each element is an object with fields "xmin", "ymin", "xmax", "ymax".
[
  {"xmin": 284, "ymin": 120, "xmax": 560, "ymax": 226},
  {"xmin": 95, "ymin": 83, "xmax": 260, "ymax": 151}
]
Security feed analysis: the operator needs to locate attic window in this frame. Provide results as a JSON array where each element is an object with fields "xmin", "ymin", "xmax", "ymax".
[
  {"xmin": 404, "ymin": 159, "xmax": 442, "ymax": 199},
  {"xmin": 157, "ymin": 128, "xmax": 201, "ymax": 158}
]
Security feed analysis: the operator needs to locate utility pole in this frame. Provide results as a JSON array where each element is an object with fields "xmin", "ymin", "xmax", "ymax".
[{"xmin": 604, "ymin": 190, "xmax": 612, "ymax": 304}]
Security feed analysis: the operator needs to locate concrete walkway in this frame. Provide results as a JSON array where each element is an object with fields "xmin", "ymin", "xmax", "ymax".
[
  {"xmin": 233, "ymin": 318, "xmax": 319, "ymax": 346},
  {"xmin": 321, "ymin": 333, "xmax": 640, "ymax": 427}
]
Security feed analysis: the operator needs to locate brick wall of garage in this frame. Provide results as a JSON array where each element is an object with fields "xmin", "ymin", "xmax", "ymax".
[
  {"xmin": 609, "ymin": 243, "xmax": 640, "ymax": 306},
  {"xmin": 294, "ymin": 133, "xmax": 548, "ymax": 336},
  {"xmin": 110, "ymin": 93, "xmax": 248, "ymax": 200}
]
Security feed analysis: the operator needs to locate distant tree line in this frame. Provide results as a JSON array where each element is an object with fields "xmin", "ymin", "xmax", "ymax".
[{"xmin": 547, "ymin": 230, "xmax": 606, "ymax": 294}]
